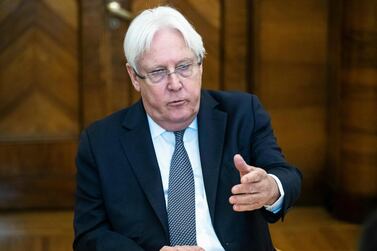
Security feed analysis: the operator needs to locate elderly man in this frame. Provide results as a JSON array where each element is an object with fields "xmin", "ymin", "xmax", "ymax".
[{"xmin": 73, "ymin": 6, "xmax": 302, "ymax": 251}]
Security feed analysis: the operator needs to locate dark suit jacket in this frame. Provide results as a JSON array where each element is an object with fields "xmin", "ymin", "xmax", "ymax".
[{"xmin": 73, "ymin": 90, "xmax": 302, "ymax": 251}]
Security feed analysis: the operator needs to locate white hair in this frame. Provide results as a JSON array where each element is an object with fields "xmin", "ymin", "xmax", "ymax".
[{"xmin": 123, "ymin": 6, "xmax": 206, "ymax": 71}]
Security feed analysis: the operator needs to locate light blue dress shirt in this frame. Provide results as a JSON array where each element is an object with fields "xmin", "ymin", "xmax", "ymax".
[{"xmin": 147, "ymin": 115, "xmax": 284, "ymax": 250}]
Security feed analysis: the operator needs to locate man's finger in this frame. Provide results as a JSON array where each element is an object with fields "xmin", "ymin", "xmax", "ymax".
[
  {"xmin": 232, "ymin": 202, "xmax": 263, "ymax": 212},
  {"xmin": 229, "ymin": 193, "xmax": 264, "ymax": 205},
  {"xmin": 240, "ymin": 168, "xmax": 265, "ymax": 184},
  {"xmin": 233, "ymin": 154, "xmax": 254, "ymax": 177},
  {"xmin": 231, "ymin": 182, "xmax": 263, "ymax": 195}
]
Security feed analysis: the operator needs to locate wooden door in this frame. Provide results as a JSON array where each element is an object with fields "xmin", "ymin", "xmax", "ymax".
[{"xmin": 0, "ymin": 0, "xmax": 250, "ymax": 209}]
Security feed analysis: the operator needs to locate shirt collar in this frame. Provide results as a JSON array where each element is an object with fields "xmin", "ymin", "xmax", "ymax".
[{"xmin": 147, "ymin": 114, "xmax": 198, "ymax": 139}]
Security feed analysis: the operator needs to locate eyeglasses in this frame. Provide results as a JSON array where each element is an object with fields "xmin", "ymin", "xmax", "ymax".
[{"xmin": 133, "ymin": 61, "xmax": 202, "ymax": 84}]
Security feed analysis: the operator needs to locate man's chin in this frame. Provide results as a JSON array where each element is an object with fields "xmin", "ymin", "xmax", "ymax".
[{"xmin": 168, "ymin": 114, "xmax": 195, "ymax": 128}]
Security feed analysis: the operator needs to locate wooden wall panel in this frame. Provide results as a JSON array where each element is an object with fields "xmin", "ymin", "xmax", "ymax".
[
  {"xmin": 0, "ymin": 0, "xmax": 78, "ymax": 208},
  {"xmin": 81, "ymin": 0, "xmax": 119, "ymax": 126},
  {"xmin": 106, "ymin": 0, "xmax": 140, "ymax": 109},
  {"xmin": 0, "ymin": 0, "xmax": 79, "ymax": 140},
  {"xmin": 222, "ymin": 0, "xmax": 249, "ymax": 91},
  {"xmin": 252, "ymin": 0, "xmax": 329, "ymax": 203},
  {"xmin": 0, "ymin": 211, "xmax": 73, "ymax": 251},
  {"xmin": 81, "ymin": 0, "xmax": 147, "ymax": 126},
  {"xmin": 0, "ymin": 142, "xmax": 76, "ymax": 208},
  {"xmin": 327, "ymin": 0, "xmax": 377, "ymax": 222}
]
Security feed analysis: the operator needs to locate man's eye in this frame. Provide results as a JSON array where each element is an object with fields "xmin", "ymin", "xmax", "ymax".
[
  {"xmin": 149, "ymin": 69, "xmax": 166, "ymax": 76},
  {"xmin": 176, "ymin": 64, "xmax": 191, "ymax": 71}
]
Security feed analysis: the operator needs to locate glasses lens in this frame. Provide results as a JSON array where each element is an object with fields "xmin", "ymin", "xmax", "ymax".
[
  {"xmin": 148, "ymin": 70, "xmax": 166, "ymax": 83},
  {"xmin": 145, "ymin": 61, "xmax": 198, "ymax": 84},
  {"xmin": 177, "ymin": 64, "xmax": 193, "ymax": 78}
]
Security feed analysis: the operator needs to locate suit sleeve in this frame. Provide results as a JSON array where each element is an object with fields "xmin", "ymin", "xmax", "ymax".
[
  {"xmin": 73, "ymin": 130, "xmax": 144, "ymax": 251},
  {"xmin": 249, "ymin": 95, "xmax": 302, "ymax": 222}
]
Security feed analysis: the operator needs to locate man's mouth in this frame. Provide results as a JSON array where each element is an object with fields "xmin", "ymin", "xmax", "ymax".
[{"xmin": 168, "ymin": 99, "xmax": 186, "ymax": 106}]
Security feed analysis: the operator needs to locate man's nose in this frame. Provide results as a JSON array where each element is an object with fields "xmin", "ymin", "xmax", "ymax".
[{"xmin": 167, "ymin": 71, "xmax": 182, "ymax": 90}]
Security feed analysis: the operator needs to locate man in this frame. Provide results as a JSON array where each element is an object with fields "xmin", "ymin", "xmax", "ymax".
[{"xmin": 73, "ymin": 6, "xmax": 302, "ymax": 251}]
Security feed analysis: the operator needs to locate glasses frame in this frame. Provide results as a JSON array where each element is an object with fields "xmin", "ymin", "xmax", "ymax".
[{"xmin": 133, "ymin": 60, "xmax": 202, "ymax": 84}]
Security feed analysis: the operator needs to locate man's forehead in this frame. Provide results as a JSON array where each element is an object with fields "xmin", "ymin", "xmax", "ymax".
[{"xmin": 138, "ymin": 50, "xmax": 196, "ymax": 69}]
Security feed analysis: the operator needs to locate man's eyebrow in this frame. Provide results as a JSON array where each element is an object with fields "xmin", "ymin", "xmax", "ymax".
[
  {"xmin": 177, "ymin": 57, "xmax": 194, "ymax": 63},
  {"xmin": 146, "ymin": 58, "xmax": 193, "ymax": 70},
  {"xmin": 145, "ymin": 64, "xmax": 166, "ymax": 72}
]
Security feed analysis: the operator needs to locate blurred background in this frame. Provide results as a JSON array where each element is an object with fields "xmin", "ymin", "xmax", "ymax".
[{"xmin": 0, "ymin": 0, "xmax": 376, "ymax": 250}]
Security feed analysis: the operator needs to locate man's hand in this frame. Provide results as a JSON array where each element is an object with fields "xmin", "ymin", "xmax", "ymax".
[
  {"xmin": 160, "ymin": 246, "xmax": 204, "ymax": 251},
  {"xmin": 229, "ymin": 154, "xmax": 280, "ymax": 212}
]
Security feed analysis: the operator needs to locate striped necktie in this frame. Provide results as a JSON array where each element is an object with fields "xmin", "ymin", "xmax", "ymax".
[{"xmin": 167, "ymin": 129, "xmax": 197, "ymax": 246}]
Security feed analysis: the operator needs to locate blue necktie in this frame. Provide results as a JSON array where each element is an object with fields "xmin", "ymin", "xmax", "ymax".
[{"xmin": 167, "ymin": 130, "xmax": 196, "ymax": 246}]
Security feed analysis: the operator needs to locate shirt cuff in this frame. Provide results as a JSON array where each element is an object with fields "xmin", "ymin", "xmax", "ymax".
[{"xmin": 264, "ymin": 174, "xmax": 285, "ymax": 214}]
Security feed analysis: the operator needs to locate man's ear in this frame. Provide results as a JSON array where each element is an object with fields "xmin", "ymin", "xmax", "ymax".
[{"xmin": 126, "ymin": 63, "xmax": 141, "ymax": 92}]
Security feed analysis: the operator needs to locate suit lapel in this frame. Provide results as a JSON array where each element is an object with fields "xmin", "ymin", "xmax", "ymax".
[
  {"xmin": 197, "ymin": 91, "xmax": 227, "ymax": 222},
  {"xmin": 119, "ymin": 101, "xmax": 169, "ymax": 237}
]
